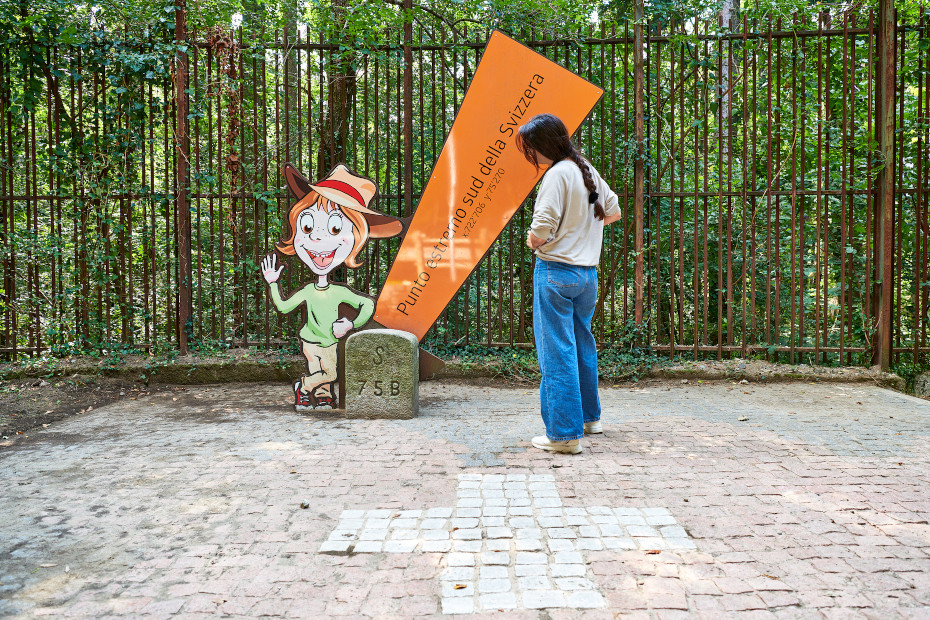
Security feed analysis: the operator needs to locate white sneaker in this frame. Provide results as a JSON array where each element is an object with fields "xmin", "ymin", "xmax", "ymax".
[
  {"xmin": 584, "ymin": 421, "xmax": 603, "ymax": 434},
  {"xmin": 532, "ymin": 436, "xmax": 582, "ymax": 454}
]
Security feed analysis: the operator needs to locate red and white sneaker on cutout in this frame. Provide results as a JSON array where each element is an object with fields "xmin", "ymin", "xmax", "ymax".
[{"xmin": 294, "ymin": 381, "xmax": 314, "ymax": 411}]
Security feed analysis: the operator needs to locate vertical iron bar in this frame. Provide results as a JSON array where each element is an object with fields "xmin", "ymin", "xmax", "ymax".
[
  {"xmin": 725, "ymin": 13, "xmax": 734, "ymax": 356},
  {"xmin": 702, "ymin": 19, "xmax": 710, "ymax": 349},
  {"xmin": 766, "ymin": 18, "xmax": 775, "ymax": 355},
  {"xmin": 654, "ymin": 22, "xmax": 663, "ymax": 349},
  {"xmin": 675, "ymin": 24, "xmax": 685, "ymax": 350},
  {"xmin": 624, "ymin": 22, "xmax": 630, "ymax": 328},
  {"xmin": 238, "ymin": 27, "xmax": 247, "ymax": 346},
  {"xmin": 873, "ymin": 0, "xmax": 895, "ymax": 369},
  {"xmin": 789, "ymin": 15, "xmax": 799, "ymax": 363},
  {"xmin": 895, "ymin": 13, "xmax": 905, "ymax": 362},
  {"xmin": 741, "ymin": 15, "xmax": 749, "ymax": 357},
  {"xmin": 717, "ymin": 27, "xmax": 725, "ymax": 359},
  {"xmin": 218, "ymin": 36, "xmax": 227, "ymax": 343},
  {"xmin": 774, "ymin": 18, "xmax": 783, "ymax": 358},
  {"xmin": 205, "ymin": 46, "xmax": 214, "ymax": 340},
  {"xmin": 693, "ymin": 17, "xmax": 702, "ymax": 358},
  {"xmin": 815, "ymin": 19, "xmax": 824, "ymax": 362},
  {"xmin": 193, "ymin": 37, "xmax": 203, "ymax": 343},
  {"xmin": 262, "ymin": 28, "xmax": 271, "ymax": 347},
  {"xmin": 0, "ymin": 47, "xmax": 8, "ymax": 355},
  {"xmin": 403, "ymin": 0, "xmax": 413, "ymax": 218},
  {"xmin": 919, "ymin": 13, "xmax": 929, "ymax": 355},
  {"xmin": 840, "ymin": 14, "xmax": 850, "ymax": 363},
  {"xmin": 866, "ymin": 11, "xmax": 874, "ymax": 355},
  {"xmin": 175, "ymin": 0, "xmax": 191, "ymax": 354},
  {"xmin": 633, "ymin": 1, "xmax": 645, "ymax": 332}
]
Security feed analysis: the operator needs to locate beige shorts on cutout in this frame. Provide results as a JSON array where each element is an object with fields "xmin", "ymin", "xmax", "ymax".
[{"xmin": 300, "ymin": 340, "xmax": 338, "ymax": 392}]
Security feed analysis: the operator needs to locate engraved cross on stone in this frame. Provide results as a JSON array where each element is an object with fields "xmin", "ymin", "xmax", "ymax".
[{"xmin": 320, "ymin": 473, "xmax": 696, "ymax": 614}]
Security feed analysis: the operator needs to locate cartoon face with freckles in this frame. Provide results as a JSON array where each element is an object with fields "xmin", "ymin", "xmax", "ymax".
[
  {"xmin": 293, "ymin": 199, "xmax": 355, "ymax": 276},
  {"xmin": 272, "ymin": 190, "xmax": 370, "ymax": 287}
]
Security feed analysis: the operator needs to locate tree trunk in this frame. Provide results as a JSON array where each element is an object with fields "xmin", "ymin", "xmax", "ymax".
[
  {"xmin": 719, "ymin": 0, "xmax": 738, "ymax": 155},
  {"xmin": 317, "ymin": 0, "xmax": 356, "ymax": 177}
]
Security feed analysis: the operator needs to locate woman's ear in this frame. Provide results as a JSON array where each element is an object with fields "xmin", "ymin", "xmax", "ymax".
[{"xmin": 284, "ymin": 163, "xmax": 312, "ymax": 200}]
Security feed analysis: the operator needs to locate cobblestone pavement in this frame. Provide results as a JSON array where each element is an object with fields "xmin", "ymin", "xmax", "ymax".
[{"xmin": 1, "ymin": 380, "xmax": 929, "ymax": 619}]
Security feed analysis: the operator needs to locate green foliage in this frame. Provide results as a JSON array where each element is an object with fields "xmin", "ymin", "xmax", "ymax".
[
  {"xmin": 891, "ymin": 356, "xmax": 928, "ymax": 393},
  {"xmin": 425, "ymin": 313, "xmax": 666, "ymax": 381},
  {"xmin": 0, "ymin": 0, "xmax": 928, "ymax": 371},
  {"xmin": 424, "ymin": 343, "xmax": 542, "ymax": 380},
  {"xmin": 305, "ymin": 0, "xmax": 605, "ymax": 41},
  {"xmin": 595, "ymin": 317, "xmax": 667, "ymax": 380}
]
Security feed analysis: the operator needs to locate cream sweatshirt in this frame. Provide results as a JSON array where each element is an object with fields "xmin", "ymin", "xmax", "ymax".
[{"xmin": 529, "ymin": 159, "xmax": 620, "ymax": 266}]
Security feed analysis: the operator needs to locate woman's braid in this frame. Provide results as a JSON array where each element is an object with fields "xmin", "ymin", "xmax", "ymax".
[{"xmin": 567, "ymin": 149, "xmax": 605, "ymax": 220}]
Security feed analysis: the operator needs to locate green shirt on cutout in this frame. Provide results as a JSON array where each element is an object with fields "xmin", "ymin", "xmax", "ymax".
[{"xmin": 269, "ymin": 282, "xmax": 374, "ymax": 347}]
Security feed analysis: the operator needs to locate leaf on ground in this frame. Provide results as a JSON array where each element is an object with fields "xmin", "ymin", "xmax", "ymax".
[
  {"xmin": 453, "ymin": 584, "xmax": 467, "ymax": 589},
  {"xmin": 645, "ymin": 550, "xmax": 661, "ymax": 555}
]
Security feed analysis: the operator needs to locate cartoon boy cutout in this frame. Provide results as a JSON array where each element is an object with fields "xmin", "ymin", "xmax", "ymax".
[{"xmin": 261, "ymin": 164, "xmax": 404, "ymax": 410}]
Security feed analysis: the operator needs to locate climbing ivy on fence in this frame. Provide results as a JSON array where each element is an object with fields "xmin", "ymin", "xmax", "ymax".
[{"xmin": 0, "ymin": 1, "xmax": 928, "ymax": 368}]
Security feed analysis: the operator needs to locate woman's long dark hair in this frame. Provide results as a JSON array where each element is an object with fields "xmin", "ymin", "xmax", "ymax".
[{"xmin": 516, "ymin": 113, "xmax": 605, "ymax": 220}]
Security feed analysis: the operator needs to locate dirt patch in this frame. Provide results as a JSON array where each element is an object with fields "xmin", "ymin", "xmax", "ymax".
[{"xmin": 0, "ymin": 375, "xmax": 169, "ymax": 440}]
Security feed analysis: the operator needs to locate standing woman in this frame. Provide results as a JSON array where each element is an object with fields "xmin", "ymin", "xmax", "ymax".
[{"xmin": 517, "ymin": 113, "xmax": 621, "ymax": 454}]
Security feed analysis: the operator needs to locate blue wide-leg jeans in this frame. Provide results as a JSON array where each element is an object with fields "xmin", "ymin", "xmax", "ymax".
[{"xmin": 533, "ymin": 258, "xmax": 601, "ymax": 441}]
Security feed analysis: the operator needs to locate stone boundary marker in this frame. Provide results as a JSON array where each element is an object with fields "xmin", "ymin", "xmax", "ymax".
[
  {"xmin": 320, "ymin": 473, "xmax": 696, "ymax": 614},
  {"xmin": 345, "ymin": 329, "xmax": 419, "ymax": 419}
]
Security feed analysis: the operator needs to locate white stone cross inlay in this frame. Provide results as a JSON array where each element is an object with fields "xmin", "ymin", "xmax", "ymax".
[{"xmin": 319, "ymin": 473, "xmax": 696, "ymax": 614}]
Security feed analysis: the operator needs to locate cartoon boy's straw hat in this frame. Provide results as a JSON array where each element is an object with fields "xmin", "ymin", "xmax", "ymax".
[{"xmin": 284, "ymin": 163, "xmax": 404, "ymax": 239}]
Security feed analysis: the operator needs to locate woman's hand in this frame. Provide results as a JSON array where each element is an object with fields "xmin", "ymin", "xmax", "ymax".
[
  {"xmin": 261, "ymin": 254, "xmax": 284, "ymax": 284},
  {"xmin": 526, "ymin": 230, "xmax": 546, "ymax": 250},
  {"xmin": 332, "ymin": 317, "xmax": 353, "ymax": 339}
]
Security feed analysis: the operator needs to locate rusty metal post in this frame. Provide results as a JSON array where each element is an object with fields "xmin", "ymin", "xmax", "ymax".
[
  {"xmin": 633, "ymin": 0, "xmax": 645, "ymax": 329},
  {"xmin": 402, "ymin": 0, "xmax": 414, "ymax": 217},
  {"xmin": 873, "ymin": 0, "xmax": 895, "ymax": 369},
  {"xmin": 174, "ymin": 0, "xmax": 192, "ymax": 354}
]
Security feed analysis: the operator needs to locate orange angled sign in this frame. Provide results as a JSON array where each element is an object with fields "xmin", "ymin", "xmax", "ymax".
[{"xmin": 374, "ymin": 31, "xmax": 603, "ymax": 340}]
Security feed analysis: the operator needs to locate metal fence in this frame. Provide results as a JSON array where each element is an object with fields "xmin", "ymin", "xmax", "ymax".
[{"xmin": 0, "ymin": 8, "xmax": 927, "ymax": 367}]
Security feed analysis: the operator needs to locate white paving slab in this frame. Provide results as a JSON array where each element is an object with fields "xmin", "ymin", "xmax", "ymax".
[{"xmin": 320, "ymin": 473, "xmax": 697, "ymax": 614}]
